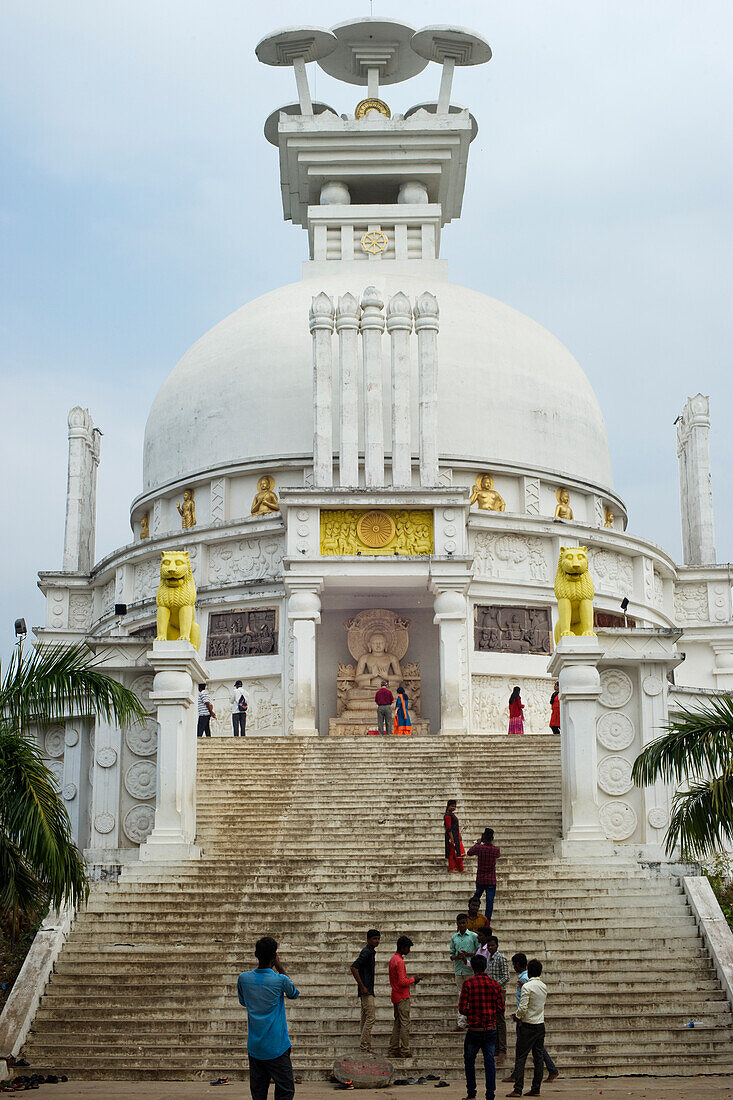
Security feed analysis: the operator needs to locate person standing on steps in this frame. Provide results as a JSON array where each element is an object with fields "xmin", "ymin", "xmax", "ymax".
[
  {"xmin": 549, "ymin": 682, "xmax": 560, "ymax": 735},
  {"xmin": 197, "ymin": 683, "xmax": 216, "ymax": 737},
  {"xmin": 507, "ymin": 687, "xmax": 524, "ymax": 735},
  {"xmin": 450, "ymin": 913, "xmax": 480, "ymax": 1030},
  {"xmin": 444, "ymin": 799, "xmax": 465, "ymax": 872},
  {"xmin": 467, "ymin": 828, "xmax": 501, "ymax": 920},
  {"xmin": 481, "ymin": 935, "xmax": 510, "ymax": 1066},
  {"xmin": 237, "ymin": 936, "xmax": 300, "ymax": 1100},
  {"xmin": 466, "ymin": 896, "xmax": 490, "ymax": 934},
  {"xmin": 350, "ymin": 929, "xmax": 381, "ymax": 1055},
  {"xmin": 388, "ymin": 935, "xmax": 422, "ymax": 1060},
  {"xmin": 393, "ymin": 684, "xmax": 412, "ymax": 736},
  {"xmin": 375, "ymin": 680, "xmax": 394, "ymax": 736},
  {"xmin": 231, "ymin": 679, "xmax": 248, "ymax": 737},
  {"xmin": 504, "ymin": 955, "xmax": 558, "ymax": 1090},
  {"xmin": 459, "ymin": 953, "xmax": 505, "ymax": 1100},
  {"xmin": 507, "ymin": 959, "xmax": 548, "ymax": 1098}
]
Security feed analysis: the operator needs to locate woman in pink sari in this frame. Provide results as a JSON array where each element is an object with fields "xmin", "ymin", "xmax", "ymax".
[{"xmin": 507, "ymin": 686, "xmax": 525, "ymax": 735}]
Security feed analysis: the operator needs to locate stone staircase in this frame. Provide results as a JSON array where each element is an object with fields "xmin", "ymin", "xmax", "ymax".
[{"xmin": 21, "ymin": 735, "xmax": 733, "ymax": 1081}]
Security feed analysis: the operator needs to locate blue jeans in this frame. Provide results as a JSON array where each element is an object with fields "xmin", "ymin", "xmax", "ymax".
[
  {"xmin": 473, "ymin": 882, "xmax": 496, "ymax": 921},
  {"xmin": 464, "ymin": 1028, "xmax": 496, "ymax": 1100}
]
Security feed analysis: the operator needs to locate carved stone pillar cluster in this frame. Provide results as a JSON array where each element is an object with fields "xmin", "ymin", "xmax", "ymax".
[
  {"xmin": 63, "ymin": 406, "xmax": 101, "ymax": 574},
  {"xmin": 431, "ymin": 578, "xmax": 470, "ymax": 735},
  {"xmin": 286, "ymin": 581, "xmax": 322, "ymax": 735},
  {"xmin": 676, "ymin": 394, "xmax": 716, "ymax": 566},
  {"xmin": 309, "ymin": 288, "xmax": 440, "ymax": 490}
]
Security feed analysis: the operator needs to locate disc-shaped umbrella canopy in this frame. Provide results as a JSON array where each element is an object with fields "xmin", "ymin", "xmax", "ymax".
[
  {"xmin": 410, "ymin": 25, "xmax": 492, "ymax": 66},
  {"xmin": 317, "ymin": 17, "xmax": 428, "ymax": 86},
  {"xmin": 255, "ymin": 25, "xmax": 338, "ymax": 66}
]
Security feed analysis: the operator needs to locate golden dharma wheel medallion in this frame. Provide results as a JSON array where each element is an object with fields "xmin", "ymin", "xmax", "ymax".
[
  {"xmin": 355, "ymin": 98, "xmax": 391, "ymax": 120},
  {"xmin": 361, "ymin": 230, "xmax": 388, "ymax": 255},
  {"xmin": 356, "ymin": 510, "xmax": 396, "ymax": 548}
]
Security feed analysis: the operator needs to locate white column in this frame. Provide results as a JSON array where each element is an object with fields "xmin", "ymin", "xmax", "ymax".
[
  {"xmin": 432, "ymin": 587, "xmax": 469, "ymax": 735},
  {"xmin": 387, "ymin": 291, "xmax": 413, "ymax": 488},
  {"xmin": 139, "ymin": 641, "xmax": 207, "ymax": 862},
  {"xmin": 336, "ymin": 292, "xmax": 361, "ymax": 488},
  {"xmin": 287, "ymin": 585, "xmax": 322, "ymax": 735},
  {"xmin": 89, "ymin": 714, "xmax": 122, "ymax": 853},
  {"xmin": 63, "ymin": 407, "xmax": 101, "ymax": 573},
  {"xmin": 309, "ymin": 292, "xmax": 335, "ymax": 487},
  {"xmin": 292, "ymin": 56, "xmax": 313, "ymax": 116},
  {"xmin": 61, "ymin": 720, "xmax": 84, "ymax": 846},
  {"xmin": 676, "ymin": 394, "xmax": 716, "ymax": 565},
  {"xmin": 414, "ymin": 292, "xmax": 439, "ymax": 487},
  {"xmin": 437, "ymin": 56, "xmax": 456, "ymax": 113},
  {"xmin": 360, "ymin": 286, "xmax": 385, "ymax": 488},
  {"xmin": 548, "ymin": 638, "xmax": 612, "ymax": 857}
]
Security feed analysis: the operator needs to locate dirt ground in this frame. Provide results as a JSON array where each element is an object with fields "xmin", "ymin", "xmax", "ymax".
[{"xmin": 10, "ymin": 1076, "xmax": 733, "ymax": 1099}]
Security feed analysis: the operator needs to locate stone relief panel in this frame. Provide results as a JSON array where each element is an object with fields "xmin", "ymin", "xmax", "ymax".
[
  {"xmin": 206, "ymin": 608, "xmax": 278, "ymax": 660},
  {"xmin": 210, "ymin": 478, "xmax": 226, "ymax": 524},
  {"xmin": 653, "ymin": 569, "xmax": 665, "ymax": 610},
  {"xmin": 134, "ymin": 558, "xmax": 160, "ymax": 602},
  {"xmin": 596, "ymin": 711, "xmax": 635, "ymax": 751},
  {"xmin": 599, "ymin": 668, "xmax": 633, "ymax": 709},
  {"xmin": 208, "ymin": 677, "xmax": 283, "ymax": 735},
  {"xmin": 471, "ymin": 532, "xmax": 548, "ymax": 583},
  {"xmin": 599, "ymin": 800, "xmax": 637, "ymax": 841},
  {"xmin": 471, "ymin": 675, "xmax": 554, "ymax": 734},
  {"xmin": 597, "ymin": 754, "xmax": 634, "ymax": 795},
  {"xmin": 208, "ymin": 537, "xmax": 284, "ymax": 585},
  {"xmin": 122, "ymin": 804, "xmax": 155, "ymax": 845},
  {"xmin": 674, "ymin": 582, "xmax": 709, "ymax": 624},
  {"xmin": 474, "ymin": 605, "xmax": 551, "ymax": 655},
  {"xmin": 524, "ymin": 478, "xmax": 540, "ymax": 516},
  {"xmin": 68, "ymin": 593, "xmax": 93, "ymax": 632},
  {"xmin": 100, "ymin": 578, "xmax": 115, "ymax": 613},
  {"xmin": 587, "ymin": 549, "xmax": 634, "ymax": 598}
]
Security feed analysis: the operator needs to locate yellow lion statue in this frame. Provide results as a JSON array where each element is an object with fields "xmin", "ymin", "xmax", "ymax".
[
  {"xmin": 156, "ymin": 550, "xmax": 201, "ymax": 650},
  {"xmin": 554, "ymin": 545, "xmax": 596, "ymax": 642}
]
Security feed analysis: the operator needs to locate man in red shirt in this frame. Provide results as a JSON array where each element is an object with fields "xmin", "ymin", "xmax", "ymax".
[
  {"xmin": 459, "ymin": 954, "xmax": 504, "ymax": 1100},
  {"xmin": 387, "ymin": 935, "xmax": 422, "ymax": 1059},
  {"xmin": 374, "ymin": 680, "xmax": 394, "ymax": 736},
  {"xmin": 467, "ymin": 827, "xmax": 501, "ymax": 921}
]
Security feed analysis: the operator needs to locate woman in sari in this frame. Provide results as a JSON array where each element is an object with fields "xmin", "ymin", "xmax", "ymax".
[
  {"xmin": 444, "ymin": 799, "xmax": 465, "ymax": 872},
  {"xmin": 508, "ymin": 686, "xmax": 525, "ymax": 735},
  {"xmin": 393, "ymin": 684, "xmax": 412, "ymax": 736}
]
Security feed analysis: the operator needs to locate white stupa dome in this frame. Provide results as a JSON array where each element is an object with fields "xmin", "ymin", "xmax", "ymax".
[{"xmin": 143, "ymin": 271, "xmax": 613, "ymax": 495}]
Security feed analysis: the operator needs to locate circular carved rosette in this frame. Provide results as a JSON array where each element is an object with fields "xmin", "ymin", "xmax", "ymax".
[
  {"xmin": 597, "ymin": 754, "xmax": 634, "ymax": 795},
  {"xmin": 64, "ymin": 728, "xmax": 80, "ymax": 748},
  {"xmin": 642, "ymin": 676, "xmax": 663, "ymax": 697},
  {"xmin": 647, "ymin": 807, "xmax": 668, "ymax": 830},
  {"xmin": 356, "ymin": 510, "xmax": 396, "ymax": 548},
  {"xmin": 62, "ymin": 782, "xmax": 77, "ymax": 802},
  {"xmin": 94, "ymin": 812, "xmax": 115, "ymax": 835},
  {"xmin": 96, "ymin": 747, "xmax": 118, "ymax": 768},
  {"xmin": 45, "ymin": 726, "xmax": 65, "ymax": 758},
  {"xmin": 596, "ymin": 712, "xmax": 635, "ymax": 751},
  {"xmin": 599, "ymin": 668, "xmax": 633, "ymax": 708},
  {"xmin": 48, "ymin": 760, "xmax": 64, "ymax": 789},
  {"xmin": 123, "ymin": 804, "xmax": 155, "ymax": 844},
  {"xmin": 125, "ymin": 719, "xmax": 159, "ymax": 758},
  {"xmin": 124, "ymin": 761, "xmax": 157, "ymax": 800},
  {"xmin": 599, "ymin": 800, "xmax": 637, "ymax": 841}
]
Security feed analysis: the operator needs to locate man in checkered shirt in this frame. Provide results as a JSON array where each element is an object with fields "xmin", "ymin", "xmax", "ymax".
[
  {"xmin": 459, "ymin": 954, "xmax": 505, "ymax": 1100},
  {"xmin": 476, "ymin": 930, "xmax": 510, "ymax": 1062}
]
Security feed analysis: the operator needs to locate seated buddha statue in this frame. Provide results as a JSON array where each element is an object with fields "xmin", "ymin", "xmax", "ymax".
[
  {"xmin": 251, "ymin": 475, "xmax": 279, "ymax": 515},
  {"xmin": 354, "ymin": 632, "xmax": 403, "ymax": 690},
  {"xmin": 470, "ymin": 473, "xmax": 506, "ymax": 512}
]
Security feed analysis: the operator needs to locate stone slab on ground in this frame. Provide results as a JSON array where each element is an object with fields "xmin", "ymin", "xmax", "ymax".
[
  {"xmin": 333, "ymin": 1054, "xmax": 393, "ymax": 1087},
  {"xmin": 16, "ymin": 1077, "xmax": 733, "ymax": 1099}
]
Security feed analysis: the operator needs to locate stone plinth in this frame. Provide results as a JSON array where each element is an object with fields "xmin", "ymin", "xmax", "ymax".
[
  {"xmin": 139, "ymin": 640, "xmax": 207, "ymax": 862},
  {"xmin": 329, "ymin": 716, "xmax": 430, "ymax": 737}
]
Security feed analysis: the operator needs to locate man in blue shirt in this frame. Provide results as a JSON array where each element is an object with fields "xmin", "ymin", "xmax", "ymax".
[{"xmin": 237, "ymin": 936, "xmax": 300, "ymax": 1100}]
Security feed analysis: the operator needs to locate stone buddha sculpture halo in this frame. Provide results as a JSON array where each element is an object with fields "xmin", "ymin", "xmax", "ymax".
[
  {"xmin": 470, "ymin": 473, "xmax": 506, "ymax": 512},
  {"xmin": 554, "ymin": 487, "xmax": 573, "ymax": 521}
]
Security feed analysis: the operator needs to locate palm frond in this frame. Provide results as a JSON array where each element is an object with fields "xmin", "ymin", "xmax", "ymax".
[
  {"xmin": 632, "ymin": 693, "xmax": 733, "ymax": 787},
  {"xmin": 0, "ymin": 824, "xmax": 46, "ymax": 915},
  {"xmin": 666, "ymin": 772, "xmax": 733, "ymax": 860},
  {"xmin": 0, "ymin": 726, "xmax": 89, "ymax": 910},
  {"xmin": 0, "ymin": 641, "xmax": 148, "ymax": 732}
]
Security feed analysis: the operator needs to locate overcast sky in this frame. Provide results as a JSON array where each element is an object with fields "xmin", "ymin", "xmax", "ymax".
[{"xmin": 1, "ymin": 0, "xmax": 731, "ymax": 660}]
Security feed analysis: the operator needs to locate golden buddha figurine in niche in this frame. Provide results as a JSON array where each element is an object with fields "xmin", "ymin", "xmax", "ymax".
[
  {"xmin": 177, "ymin": 489, "xmax": 196, "ymax": 529},
  {"xmin": 470, "ymin": 473, "xmax": 506, "ymax": 512},
  {"xmin": 604, "ymin": 506, "xmax": 614, "ymax": 528},
  {"xmin": 554, "ymin": 487, "xmax": 573, "ymax": 521},
  {"xmin": 140, "ymin": 513, "xmax": 150, "ymax": 540},
  {"xmin": 354, "ymin": 632, "xmax": 403, "ymax": 690},
  {"xmin": 251, "ymin": 475, "xmax": 279, "ymax": 515}
]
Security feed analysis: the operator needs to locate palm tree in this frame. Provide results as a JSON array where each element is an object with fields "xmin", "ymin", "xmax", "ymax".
[
  {"xmin": 632, "ymin": 693, "xmax": 733, "ymax": 860},
  {"xmin": 0, "ymin": 640, "xmax": 148, "ymax": 943}
]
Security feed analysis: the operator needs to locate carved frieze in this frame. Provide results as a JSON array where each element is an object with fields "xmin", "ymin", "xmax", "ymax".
[
  {"xmin": 206, "ymin": 608, "xmax": 279, "ymax": 660},
  {"xmin": 68, "ymin": 593, "xmax": 93, "ymax": 631},
  {"xmin": 320, "ymin": 510, "xmax": 433, "ymax": 556},
  {"xmin": 208, "ymin": 537, "xmax": 284, "ymax": 585},
  {"xmin": 587, "ymin": 549, "xmax": 633, "ymax": 597},
  {"xmin": 134, "ymin": 558, "xmax": 160, "ymax": 601},
  {"xmin": 471, "ymin": 675, "xmax": 555, "ymax": 734},
  {"xmin": 471, "ymin": 532, "xmax": 548, "ymax": 582},
  {"xmin": 674, "ymin": 583, "xmax": 709, "ymax": 624},
  {"xmin": 474, "ymin": 605, "xmax": 552, "ymax": 655}
]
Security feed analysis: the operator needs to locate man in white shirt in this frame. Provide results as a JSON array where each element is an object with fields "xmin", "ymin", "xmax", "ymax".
[
  {"xmin": 197, "ymin": 684, "xmax": 216, "ymax": 738},
  {"xmin": 231, "ymin": 679, "xmax": 249, "ymax": 737},
  {"xmin": 507, "ymin": 958, "xmax": 547, "ymax": 1097}
]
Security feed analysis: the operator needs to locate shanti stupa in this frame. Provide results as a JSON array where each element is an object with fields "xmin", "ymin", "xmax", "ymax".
[
  {"xmin": 35, "ymin": 16, "xmax": 731, "ymax": 862},
  {"xmin": 10, "ymin": 16, "xmax": 733, "ymax": 1085}
]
